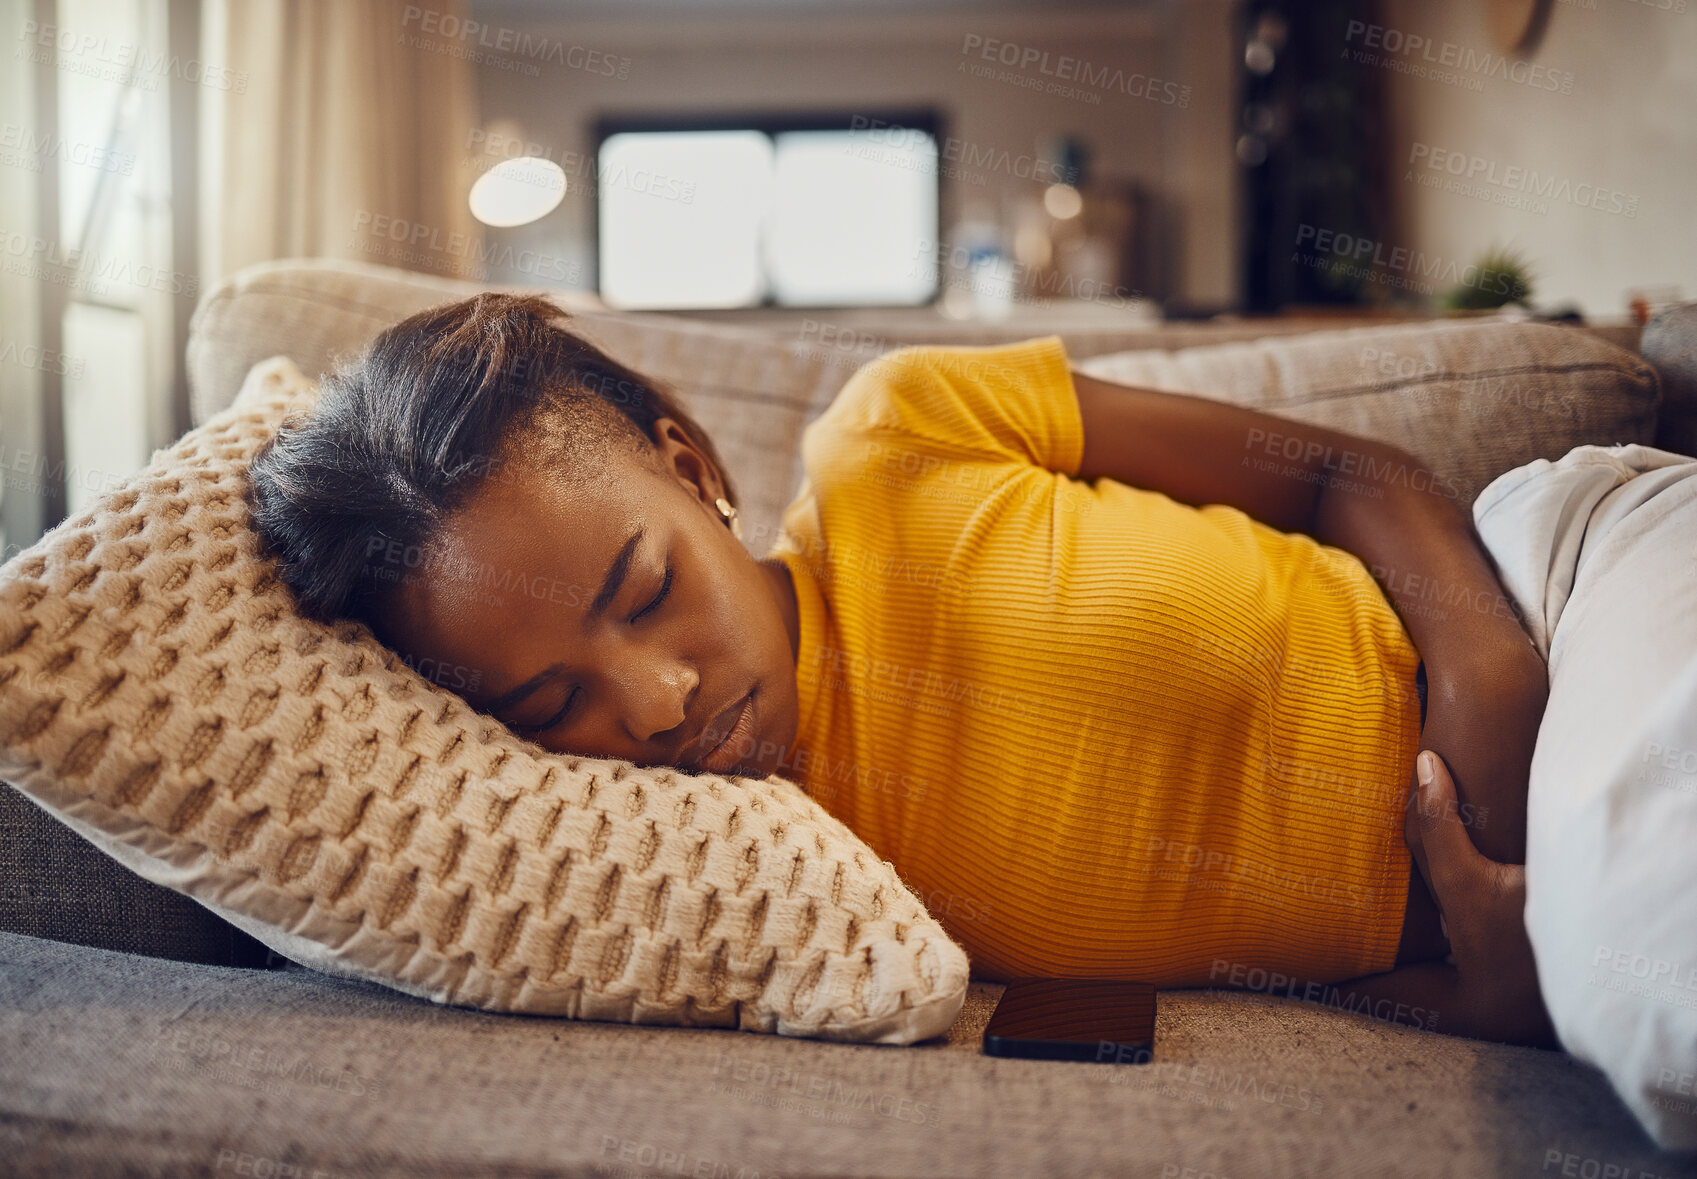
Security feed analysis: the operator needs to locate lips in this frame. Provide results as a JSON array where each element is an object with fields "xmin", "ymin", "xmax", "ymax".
[{"xmin": 689, "ymin": 689, "xmax": 757, "ymax": 774}]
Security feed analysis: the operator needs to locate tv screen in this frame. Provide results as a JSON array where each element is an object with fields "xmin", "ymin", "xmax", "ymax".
[{"xmin": 595, "ymin": 115, "xmax": 941, "ymax": 310}]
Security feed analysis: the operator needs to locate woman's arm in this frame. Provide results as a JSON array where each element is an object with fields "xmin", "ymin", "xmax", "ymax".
[{"xmin": 1071, "ymin": 370, "xmax": 1547, "ymax": 862}]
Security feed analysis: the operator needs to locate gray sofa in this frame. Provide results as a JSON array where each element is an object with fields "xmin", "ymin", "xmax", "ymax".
[{"xmin": 5, "ymin": 258, "xmax": 1697, "ymax": 1178}]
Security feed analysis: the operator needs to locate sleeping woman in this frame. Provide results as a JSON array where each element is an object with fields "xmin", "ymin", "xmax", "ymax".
[{"xmin": 247, "ymin": 293, "xmax": 1554, "ymax": 1048}]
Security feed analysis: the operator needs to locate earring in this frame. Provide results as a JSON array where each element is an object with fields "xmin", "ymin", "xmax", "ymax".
[{"xmin": 715, "ymin": 496, "xmax": 743, "ymax": 540}]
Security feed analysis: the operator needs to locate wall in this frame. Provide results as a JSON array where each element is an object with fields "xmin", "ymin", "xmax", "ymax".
[
  {"xmin": 462, "ymin": 0, "xmax": 1242, "ymax": 307},
  {"xmin": 1379, "ymin": 0, "xmax": 1695, "ymax": 318}
]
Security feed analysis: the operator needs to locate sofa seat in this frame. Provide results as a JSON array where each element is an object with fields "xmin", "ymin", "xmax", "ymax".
[{"xmin": 1, "ymin": 930, "xmax": 1680, "ymax": 1179}]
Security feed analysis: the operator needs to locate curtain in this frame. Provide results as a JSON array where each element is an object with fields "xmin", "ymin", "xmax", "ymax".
[{"xmin": 206, "ymin": 0, "xmax": 482, "ymax": 284}]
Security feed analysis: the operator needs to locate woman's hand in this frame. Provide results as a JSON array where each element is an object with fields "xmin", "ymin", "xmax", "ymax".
[
  {"xmin": 1412, "ymin": 642, "xmax": 1548, "ymax": 865},
  {"xmin": 1404, "ymin": 748, "xmax": 1558, "ymax": 1047}
]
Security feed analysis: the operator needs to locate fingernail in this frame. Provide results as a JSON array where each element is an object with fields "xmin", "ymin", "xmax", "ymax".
[{"xmin": 1418, "ymin": 751, "xmax": 1436, "ymax": 788}]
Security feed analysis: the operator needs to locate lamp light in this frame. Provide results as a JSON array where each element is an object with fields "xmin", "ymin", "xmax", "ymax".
[{"xmin": 469, "ymin": 156, "xmax": 567, "ymax": 228}]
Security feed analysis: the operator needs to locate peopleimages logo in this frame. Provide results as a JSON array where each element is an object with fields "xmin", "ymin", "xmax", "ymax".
[
  {"xmin": 18, "ymin": 19, "xmax": 248, "ymax": 92},
  {"xmin": 1208, "ymin": 959, "xmax": 1438, "ymax": 1030},
  {"xmin": 400, "ymin": 5, "xmax": 631, "ymax": 78},
  {"xmin": 1143, "ymin": 837, "xmax": 1374, "ymax": 910},
  {"xmin": 1292, "ymin": 224, "xmax": 1530, "ymax": 302},
  {"xmin": 1592, "ymin": 945, "xmax": 1697, "ymax": 989},
  {"xmin": 0, "ymin": 231, "xmax": 199, "ymax": 297},
  {"xmin": 1344, "ymin": 19, "xmax": 1575, "ymax": 93},
  {"xmin": 0, "ymin": 122, "xmax": 136, "ymax": 175},
  {"xmin": 3, "ymin": 447, "xmax": 135, "ymax": 500},
  {"xmin": 349, "ymin": 210, "xmax": 579, "ymax": 283},
  {"xmin": 0, "ymin": 340, "xmax": 84, "ymax": 377},
  {"xmin": 1407, "ymin": 143, "xmax": 1638, "ymax": 218},
  {"xmin": 466, "ymin": 130, "xmax": 697, "ymax": 205},
  {"xmin": 958, "ymin": 33, "xmax": 1191, "ymax": 107},
  {"xmin": 847, "ymin": 115, "xmax": 1075, "ymax": 185}
]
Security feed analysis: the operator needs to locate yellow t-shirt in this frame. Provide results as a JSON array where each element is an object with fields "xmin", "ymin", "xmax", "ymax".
[{"xmin": 769, "ymin": 337, "xmax": 1423, "ymax": 985}]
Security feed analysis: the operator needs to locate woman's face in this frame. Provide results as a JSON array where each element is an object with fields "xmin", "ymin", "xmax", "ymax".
[{"xmin": 379, "ymin": 418, "xmax": 801, "ymax": 779}]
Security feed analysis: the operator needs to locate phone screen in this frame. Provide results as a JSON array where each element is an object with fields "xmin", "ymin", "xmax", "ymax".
[{"xmin": 982, "ymin": 978, "xmax": 1156, "ymax": 1063}]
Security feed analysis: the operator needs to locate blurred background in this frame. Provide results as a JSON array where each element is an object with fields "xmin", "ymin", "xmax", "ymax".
[{"xmin": 0, "ymin": 0, "xmax": 1691, "ymax": 554}]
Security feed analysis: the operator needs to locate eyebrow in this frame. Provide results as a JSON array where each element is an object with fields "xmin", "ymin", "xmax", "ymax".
[
  {"xmin": 589, "ymin": 527, "xmax": 645, "ymax": 619},
  {"xmin": 485, "ymin": 662, "xmax": 566, "ymax": 715},
  {"xmin": 485, "ymin": 526, "xmax": 646, "ymax": 715}
]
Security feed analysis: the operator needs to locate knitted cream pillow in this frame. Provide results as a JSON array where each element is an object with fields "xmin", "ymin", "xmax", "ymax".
[{"xmin": 0, "ymin": 356, "xmax": 968, "ymax": 1043}]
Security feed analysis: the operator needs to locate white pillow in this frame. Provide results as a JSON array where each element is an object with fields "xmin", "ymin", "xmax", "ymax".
[{"xmin": 1473, "ymin": 442, "xmax": 1697, "ymax": 1149}]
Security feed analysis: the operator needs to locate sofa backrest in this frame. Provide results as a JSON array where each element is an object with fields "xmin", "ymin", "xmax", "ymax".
[{"xmin": 186, "ymin": 258, "xmax": 1679, "ymax": 556}]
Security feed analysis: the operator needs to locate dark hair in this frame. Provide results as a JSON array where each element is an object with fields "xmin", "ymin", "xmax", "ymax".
[{"xmin": 247, "ymin": 292, "xmax": 734, "ymax": 625}]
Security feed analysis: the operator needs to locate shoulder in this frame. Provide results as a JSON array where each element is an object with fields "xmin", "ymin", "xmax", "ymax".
[
  {"xmin": 840, "ymin": 337, "xmax": 1081, "ymax": 475},
  {"xmin": 823, "ymin": 338, "xmax": 1075, "ymax": 458}
]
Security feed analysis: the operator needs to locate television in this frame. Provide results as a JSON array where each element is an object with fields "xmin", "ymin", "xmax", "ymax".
[{"xmin": 593, "ymin": 112, "xmax": 942, "ymax": 311}]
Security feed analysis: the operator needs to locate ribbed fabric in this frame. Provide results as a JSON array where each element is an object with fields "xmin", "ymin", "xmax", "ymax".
[{"xmin": 770, "ymin": 338, "xmax": 1425, "ymax": 986}]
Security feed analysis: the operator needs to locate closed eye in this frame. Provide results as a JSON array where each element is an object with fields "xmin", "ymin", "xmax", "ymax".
[
  {"xmin": 509, "ymin": 560, "xmax": 671, "ymax": 739},
  {"xmin": 629, "ymin": 559, "xmax": 673, "ymax": 623},
  {"xmin": 511, "ymin": 687, "xmax": 579, "ymax": 738}
]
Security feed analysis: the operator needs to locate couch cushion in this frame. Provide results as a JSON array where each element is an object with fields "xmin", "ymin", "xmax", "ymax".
[
  {"xmin": 185, "ymin": 258, "xmax": 599, "ymax": 427},
  {"xmin": 1075, "ymin": 319, "xmax": 1663, "ymax": 506},
  {"xmin": 0, "ymin": 929, "xmax": 1676, "ymax": 1179},
  {"xmin": 0, "ymin": 355, "xmax": 969, "ymax": 1043},
  {"xmin": 0, "ymin": 783, "xmax": 270, "ymax": 967}
]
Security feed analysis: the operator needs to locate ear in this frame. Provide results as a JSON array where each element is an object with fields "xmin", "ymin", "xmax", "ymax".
[{"xmin": 648, "ymin": 416, "xmax": 729, "ymax": 511}]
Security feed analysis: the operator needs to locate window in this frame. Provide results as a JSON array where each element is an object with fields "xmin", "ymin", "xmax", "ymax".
[
  {"xmin": 0, "ymin": 0, "xmax": 190, "ymax": 549},
  {"xmin": 594, "ymin": 113, "xmax": 941, "ymax": 311}
]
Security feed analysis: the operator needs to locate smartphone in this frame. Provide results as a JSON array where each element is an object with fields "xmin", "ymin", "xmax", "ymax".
[{"xmin": 982, "ymin": 978, "xmax": 1156, "ymax": 1063}]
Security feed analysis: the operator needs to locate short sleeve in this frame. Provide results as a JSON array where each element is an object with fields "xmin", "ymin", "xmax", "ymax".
[{"xmin": 827, "ymin": 336, "xmax": 1084, "ymax": 476}]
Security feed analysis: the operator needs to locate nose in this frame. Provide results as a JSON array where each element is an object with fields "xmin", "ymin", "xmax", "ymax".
[{"xmin": 616, "ymin": 654, "xmax": 699, "ymax": 746}]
